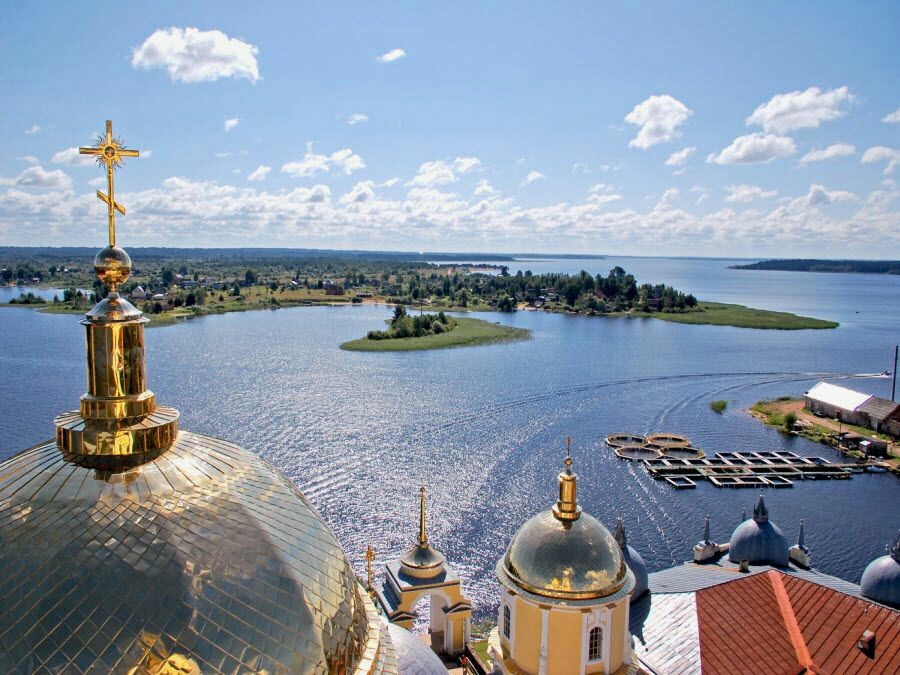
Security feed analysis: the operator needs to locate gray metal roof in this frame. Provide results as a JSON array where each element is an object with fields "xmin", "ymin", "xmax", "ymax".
[
  {"xmin": 646, "ymin": 558, "xmax": 863, "ymax": 598},
  {"xmin": 630, "ymin": 592, "xmax": 700, "ymax": 675}
]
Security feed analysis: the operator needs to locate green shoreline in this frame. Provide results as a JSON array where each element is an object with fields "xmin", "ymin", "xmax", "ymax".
[
  {"xmin": 631, "ymin": 301, "xmax": 838, "ymax": 330},
  {"xmin": 340, "ymin": 317, "xmax": 531, "ymax": 351},
  {"xmin": 7, "ymin": 296, "xmax": 836, "ymax": 331}
]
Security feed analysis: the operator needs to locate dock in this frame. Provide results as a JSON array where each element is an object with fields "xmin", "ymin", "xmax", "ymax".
[
  {"xmin": 642, "ymin": 451, "xmax": 871, "ymax": 488},
  {"xmin": 606, "ymin": 434, "xmax": 877, "ymax": 488}
]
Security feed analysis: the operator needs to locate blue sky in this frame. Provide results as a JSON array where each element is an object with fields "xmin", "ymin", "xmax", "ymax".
[{"xmin": 1, "ymin": 1, "xmax": 898, "ymax": 256}]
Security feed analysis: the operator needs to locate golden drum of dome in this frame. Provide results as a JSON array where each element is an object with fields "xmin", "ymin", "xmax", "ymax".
[{"xmin": 502, "ymin": 510, "xmax": 628, "ymax": 600}]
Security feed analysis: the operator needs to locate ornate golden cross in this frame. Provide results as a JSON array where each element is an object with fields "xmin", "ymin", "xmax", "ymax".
[
  {"xmin": 364, "ymin": 545, "xmax": 376, "ymax": 592},
  {"xmin": 79, "ymin": 120, "xmax": 140, "ymax": 247}
]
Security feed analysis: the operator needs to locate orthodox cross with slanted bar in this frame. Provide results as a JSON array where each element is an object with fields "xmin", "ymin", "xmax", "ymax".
[{"xmin": 79, "ymin": 120, "xmax": 140, "ymax": 247}]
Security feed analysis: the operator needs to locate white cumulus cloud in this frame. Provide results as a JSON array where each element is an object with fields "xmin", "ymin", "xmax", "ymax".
[
  {"xmin": 587, "ymin": 184, "xmax": 623, "ymax": 206},
  {"xmin": 799, "ymin": 143, "xmax": 855, "ymax": 164},
  {"xmin": 746, "ymin": 86, "xmax": 854, "ymax": 133},
  {"xmin": 132, "ymin": 27, "xmax": 260, "ymax": 83},
  {"xmin": 377, "ymin": 48, "xmax": 406, "ymax": 63},
  {"xmin": 656, "ymin": 187, "xmax": 680, "ymax": 207},
  {"xmin": 707, "ymin": 133, "xmax": 796, "ymax": 165},
  {"xmin": 281, "ymin": 143, "xmax": 365, "ymax": 178},
  {"xmin": 665, "ymin": 147, "xmax": 696, "ymax": 167},
  {"xmin": 861, "ymin": 146, "xmax": 900, "ymax": 175},
  {"xmin": 0, "ymin": 165, "xmax": 72, "ymax": 190},
  {"xmin": 51, "ymin": 147, "xmax": 95, "ymax": 167},
  {"xmin": 3, "ymin": 172, "xmax": 899, "ymax": 257},
  {"xmin": 804, "ymin": 184, "xmax": 857, "ymax": 206},
  {"xmin": 247, "ymin": 165, "xmax": 271, "ymax": 181},
  {"xmin": 347, "ymin": 113, "xmax": 369, "ymax": 126},
  {"xmin": 725, "ymin": 184, "xmax": 778, "ymax": 203},
  {"xmin": 224, "ymin": 117, "xmax": 240, "ymax": 132},
  {"xmin": 408, "ymin": 157, "xmax": 481, "ymax": 187},
  {"xmin": 409, "ymin": 161, "xmax": 457, "ymax": 187},
  {"xmin": 882, "ymin": 108, "xmax": 900, "ymax": 124},
  {"xmin": 24, "ymin": 124, "xmax": 40, "ymax": 135},
  {"xmin": 625, "ymin": 95, "xmax": 692, "ymax": 149},
  {"xmin": 340, "ymin": 180, "xmax": 376, "ymax": 205},
  {"xmin": 474, "ymin": 179, "xmax": 496, "ymax": 196},
  {"xmin": 453, "ymin": 157, "xmax": 481, "ymax": 174},
  {"xmin": 521, "ymin": 170, "xmax": 545, "ymax": 187}
]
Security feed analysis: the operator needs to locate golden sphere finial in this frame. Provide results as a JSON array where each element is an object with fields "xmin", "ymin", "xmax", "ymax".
[{"xmin": 94, "ymin": 245, "xmax": 132, "ymax": 289}]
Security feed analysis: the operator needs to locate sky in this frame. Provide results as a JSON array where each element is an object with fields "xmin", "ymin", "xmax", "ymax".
[{"xmin": 1, "ymin": 1, "xmax": 899, "ymax": 257}]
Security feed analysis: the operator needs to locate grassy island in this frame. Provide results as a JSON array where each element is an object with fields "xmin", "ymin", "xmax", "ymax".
[
  {"xmin": 341, "ymin": 308, "xmax": 530, "ymax": 351},
  {"xmin": 632, "ymin": 301, "xmax": 837, "ymax": 330}
]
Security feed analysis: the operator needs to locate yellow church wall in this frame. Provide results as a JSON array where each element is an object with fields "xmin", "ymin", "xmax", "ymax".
[
  {"xmin": 547, "ymin": 610, "xmax": 583, "ymax": 675},
  {"xmin": 607, "ymin": 599, "xmax": 628, "ymax": 669},
  {"xmin": 512, "ymin": 596, "xmax": 541, "ymax": 670}
]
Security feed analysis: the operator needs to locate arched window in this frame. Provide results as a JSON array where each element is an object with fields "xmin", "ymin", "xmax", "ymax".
[
  {"xmin": 588, "ymin": 626, "xmax": 603, "ymax": 661},
  {"xmin": 503, "ymin": 604, "xmax": 511, "ymax": 639}
]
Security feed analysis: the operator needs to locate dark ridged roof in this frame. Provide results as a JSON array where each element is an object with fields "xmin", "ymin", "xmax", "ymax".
[{"xmin": 858, "ymin": 396, "xmax": 900, "ymax": 422}]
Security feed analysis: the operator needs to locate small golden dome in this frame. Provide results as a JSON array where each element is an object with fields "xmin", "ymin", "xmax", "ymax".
[
  {"xmin": 399, "ymin": 544, "xmax": 447, "ymax": 576},
  {"xmin": 398, "ymin": 486, "xmax": 447, "ymax": 579},
  {"xmin": 499, "ymin": 441, "xmax": 629, "ymax": 601},
  {"xmin": 94, "ymin": 244, "xmax": 132, "ymax": 287},
  {"xmin": 502, "ymin": 510, "xmax": 628, "ymax": 600}
]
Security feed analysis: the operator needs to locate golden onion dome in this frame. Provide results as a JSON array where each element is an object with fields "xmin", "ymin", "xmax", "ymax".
[
  {"xmin": 502, "ymin": 510, "xmax": 628, "ymax": 600},
  {"xmin": 499, "ymin": 441, "xmax": 630, "ymax": 601},
  {"xmin": 0, "ymin": 432, "xmax": 384, "ymax": 673}
]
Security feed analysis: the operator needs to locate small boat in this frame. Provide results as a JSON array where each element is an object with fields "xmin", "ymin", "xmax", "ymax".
[{"xmin": 868, "ymin": 465, "xmax": 887, "ymax": 473}]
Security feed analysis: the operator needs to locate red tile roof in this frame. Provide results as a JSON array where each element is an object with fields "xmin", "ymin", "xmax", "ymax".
[{"xmin": 696, "ymin": 570, "xmax": 898, "ymax": 674}]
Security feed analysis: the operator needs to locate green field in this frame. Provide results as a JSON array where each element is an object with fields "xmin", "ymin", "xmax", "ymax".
[
  {"xmin": 634, "ymin": 301, "xmax": 838, "ymax": 330},
  {"xmin": 341, "ymin": 317, "xmax": 531, "ymax": 351}
]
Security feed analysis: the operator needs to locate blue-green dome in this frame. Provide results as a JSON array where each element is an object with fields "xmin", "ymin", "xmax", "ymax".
[
  {"xmin": 728, "ymin": 496, "xmax": 789, "ymax": 567},
  {"xmin": 860, "ymin": 532, "xmax": 900, "ymax": 609}
]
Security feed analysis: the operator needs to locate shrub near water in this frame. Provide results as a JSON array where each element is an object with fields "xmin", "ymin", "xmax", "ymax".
[
  {"xmin": 366, "ymin": 306, "xmax": 455, "ymax": 340},
  {"xmin": 9, "ymin": 292, "xmax": 47, "ymax": 305},
  {"xmin": 710, "ymin": 400, "xmax": 727, "ymax": 413}
]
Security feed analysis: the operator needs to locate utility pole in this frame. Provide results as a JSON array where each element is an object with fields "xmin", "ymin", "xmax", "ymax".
[{"xmin": 892, "ymin": 345, "xmax": 898, "ymax": 402}]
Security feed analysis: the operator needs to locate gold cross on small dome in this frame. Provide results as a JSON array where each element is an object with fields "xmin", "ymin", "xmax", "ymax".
[{"xmin": 79, "ymin": 120, "xmax": 140, "ymax": 247}]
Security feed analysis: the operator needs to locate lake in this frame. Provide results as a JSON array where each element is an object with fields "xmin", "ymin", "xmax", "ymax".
[
  {"xmin": 0, "ymin": 286, "xmax": 84, "ymax": 303},
  {"xmin": 1, "ymin": 257, "xmax": 898, "ymax": 620}
]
